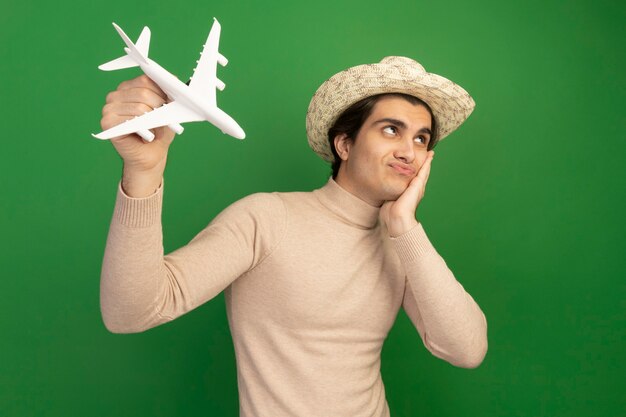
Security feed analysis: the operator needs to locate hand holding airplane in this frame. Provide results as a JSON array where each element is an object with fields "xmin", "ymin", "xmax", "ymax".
[{"xmin": 93, "ymin": 18, "xmax": 245, "ymax": 142}]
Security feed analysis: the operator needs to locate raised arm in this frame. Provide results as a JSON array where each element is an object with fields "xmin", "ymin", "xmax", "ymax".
[
  {"xmin": 100, "ymin": 184, "xmax": 286, "ymax": 333},
  {"xmin": 96, "ymin": 75, "xmax": 286, "ymax": 333},
  {"xmin": 381, "ymin": 151, "xmax": 487, "ymax": 368}
]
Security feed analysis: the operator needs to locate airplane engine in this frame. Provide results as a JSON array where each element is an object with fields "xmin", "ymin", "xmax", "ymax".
[
  {"xmin": 137, "ymin": 129, "xmax": 155, "ymax": 142},
  {"xmin": 168, "ymin": 123, "xmax": 184, "ymax": 135},
  {"xmin": 215, "ymin": 78, "xmax": 226, "ymax": 91},
  {"xmin": 217, "ymin": 53, "xmax": 228, "ymax": 66}
]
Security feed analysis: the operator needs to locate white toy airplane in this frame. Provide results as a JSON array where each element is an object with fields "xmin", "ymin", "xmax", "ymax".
[{"xmin": 92, "ymin": 18, "xmax": 245, "ymax": 142}]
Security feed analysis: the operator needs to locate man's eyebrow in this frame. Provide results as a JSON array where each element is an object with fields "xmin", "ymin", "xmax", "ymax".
[
  {"xmin": 373, "ymin": 118, "xmax": 432, "ymax": 136},
  {"xmin": 417, "ymin": 127, "xmax": 433, "ymax": 137},
  {"xmin": 373, "ymin": 118, "xmax": 407, "ymax": 129}
]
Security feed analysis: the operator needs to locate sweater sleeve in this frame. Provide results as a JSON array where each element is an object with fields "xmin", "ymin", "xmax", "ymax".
[
  {"xmin": 391, "ymin": 222, "xmax": 488, "ymax": 368},
  {"xmin": 100, "ymin": 180, "xmax": 286, "ymax": 333}
]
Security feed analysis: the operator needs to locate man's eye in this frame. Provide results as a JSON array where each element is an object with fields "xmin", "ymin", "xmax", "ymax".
[
  {"xmin": 414, "ymin": 136, "xmax": 426, "ymax": 144},
  {"xmin": 383, "ymin": 126, "xmax": 397, "ymax": 135}
]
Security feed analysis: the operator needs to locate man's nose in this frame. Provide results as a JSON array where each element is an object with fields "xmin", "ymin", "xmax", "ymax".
[{"xmin": 393, "ymin": 136, "xmax": 416, "ymax": 163}]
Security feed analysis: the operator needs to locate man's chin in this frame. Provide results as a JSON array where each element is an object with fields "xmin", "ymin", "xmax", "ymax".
[{"xmin": 381, "ymin": 181, "xmax": 409, "ymax": 201}]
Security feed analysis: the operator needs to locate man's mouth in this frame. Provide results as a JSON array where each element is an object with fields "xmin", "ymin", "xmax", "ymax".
[{"xmin": 389, "ymin": 163, "xmax": 416, "ymax": 176}]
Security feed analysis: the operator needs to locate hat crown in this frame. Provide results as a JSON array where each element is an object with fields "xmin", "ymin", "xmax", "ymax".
[{"xmin": 380, "ymin": 56, "xmax": 425, "ymax": 72}]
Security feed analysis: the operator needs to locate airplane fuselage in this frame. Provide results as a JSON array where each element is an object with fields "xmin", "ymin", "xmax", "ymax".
[{"xmin": 140, "ymin": 58, "xmax": 244, "ymax": 139}]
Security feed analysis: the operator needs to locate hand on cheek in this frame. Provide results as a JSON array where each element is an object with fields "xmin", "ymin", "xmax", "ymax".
[{"xmin": 381, "ymin": 150, "xmax": 435, "ymax": 237}]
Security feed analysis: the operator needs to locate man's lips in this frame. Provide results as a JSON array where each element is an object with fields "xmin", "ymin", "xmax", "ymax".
[{"xmin": 389, "ymin": 162, "xmax": 416, "ymax": 176}]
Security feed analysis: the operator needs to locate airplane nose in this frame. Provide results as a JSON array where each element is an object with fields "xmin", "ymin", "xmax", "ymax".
[
  {"xmin": 222, "ymin": 123, "xmax": 245, "ymax": 139},
  {"xmin": 232, "ymin": 125, "xmax": 245, "ymax": 139},
  {"xmin": 211, "ymin": 108, "xmax": 246, "ymax": 139},
  {"xmin": 225, "ymin": 117, "xmax": 245, "ymax": 139}
]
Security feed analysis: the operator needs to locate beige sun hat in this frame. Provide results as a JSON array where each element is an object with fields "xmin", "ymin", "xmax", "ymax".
[{"xmin": 306, "ymin": 56, "xmax": 476, "ymax": 162}]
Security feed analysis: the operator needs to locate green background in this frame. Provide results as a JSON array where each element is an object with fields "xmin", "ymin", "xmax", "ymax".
[{"xmin": 1, "ymin": 0, "xmax": 624, "ymax": 416}]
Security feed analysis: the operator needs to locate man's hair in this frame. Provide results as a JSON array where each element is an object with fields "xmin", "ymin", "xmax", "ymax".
[{"xmin": 327, "ymin": 93, "xmax": 437, "ymax": 179}]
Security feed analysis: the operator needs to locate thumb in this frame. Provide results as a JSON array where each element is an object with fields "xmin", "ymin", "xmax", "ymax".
[
  {"xmin": 154, "ymin": 126, "xmax": 176, "ymax": 148},
  {"xmin": 379, "ymin": 200, "xmax": 393, "ymax": 225}
]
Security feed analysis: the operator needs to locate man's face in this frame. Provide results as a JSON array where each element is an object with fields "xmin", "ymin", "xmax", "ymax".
[{"xmin": 334, "ymin": 96, "xmax": 433, "ymax": 206}]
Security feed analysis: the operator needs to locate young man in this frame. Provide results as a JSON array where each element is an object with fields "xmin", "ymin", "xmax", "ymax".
[{"xmin": 99, "ymin": 56, "xmax": 487, "ymax": 417}]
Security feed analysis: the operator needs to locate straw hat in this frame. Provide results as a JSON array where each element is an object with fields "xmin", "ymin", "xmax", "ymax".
[{"xmin": 306, "ymin": 56, "xmax": 475, "ymax": 162}]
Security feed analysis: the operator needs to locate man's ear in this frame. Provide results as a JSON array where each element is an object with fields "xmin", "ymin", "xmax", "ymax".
[{"xmin": 334, "ymin": 133, "xmax": 352, "ymax": 161}]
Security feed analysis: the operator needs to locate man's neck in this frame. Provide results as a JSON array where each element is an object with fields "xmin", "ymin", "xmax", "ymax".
[{"xmin": 333, "ymin": 174, "xmax": 383, "ymax": 208}]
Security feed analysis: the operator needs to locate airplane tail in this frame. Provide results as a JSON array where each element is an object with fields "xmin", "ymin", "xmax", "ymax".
[{"xmin": 98, "ymin": 23, "xmax": 150, "ymax": 71}]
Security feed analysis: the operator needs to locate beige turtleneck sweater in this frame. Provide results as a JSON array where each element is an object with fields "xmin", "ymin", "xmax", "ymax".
[{"xmin": 101, "ymin": 177, "xmax": 487, "ymax": 417}]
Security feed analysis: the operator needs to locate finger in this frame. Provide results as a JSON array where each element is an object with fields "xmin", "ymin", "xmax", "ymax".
[
  {"xmin": 421, "ymin": 153, "xmax": 434, "ymax": 185},
  {"xmin": 380, "ymin": 200, "xmax": 393, "ymax": 214},
  {"xmin": 117, "ymin": 74, "xmax": 165, "ymax": 96},
  {"xmin": 106, "ymin": 87, "xmax": 167, "ymax": 110},
  {"xmin": 103, "ymin": 101, "xmax": 157, "ymax": 119},
  {"xmin": 153, "ymin": 125, "xmax": 176, "ymax": 147},
  {"xmin": 101, "ymin": 102, "xmax": 160, "ymax": 132},
  {"xmin": 117, "ymin": 75, "xmax": 167, "ymax": 100},
  {"xmin": 413, "ymin": 152, "xmax": 434, "ymax": 186},
  {"xmin": 109, "ymin": 132, "xmax": 144, "ymax": 144},
  {"xmin": 400, "ymin": 153, "xmax": 433, "ymax": 202}
]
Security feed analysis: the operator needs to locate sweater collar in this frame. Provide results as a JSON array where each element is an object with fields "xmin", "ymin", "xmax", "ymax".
[{"xmin": 313, "ymin": 177, "xmax": 380, "ymax": 229}]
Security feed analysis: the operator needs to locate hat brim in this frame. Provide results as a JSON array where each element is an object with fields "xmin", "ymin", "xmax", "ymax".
[{"xmin": 306, "ymin": 57, "xmax": 475, "ymax": 162}]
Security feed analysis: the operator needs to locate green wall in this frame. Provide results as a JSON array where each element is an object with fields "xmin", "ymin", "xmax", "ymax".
[{"xmin": 1, "ymin": 0, "xmax": 624, "ymax": 416}]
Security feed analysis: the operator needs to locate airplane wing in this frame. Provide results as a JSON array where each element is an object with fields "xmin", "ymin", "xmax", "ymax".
[
  {"xmin": 188, "ymin": 18, "xmax": 224, "ymax": 106},
  {"xmin": 92, "ymin": 101, "xmax": 204, "ymax": 140}
]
